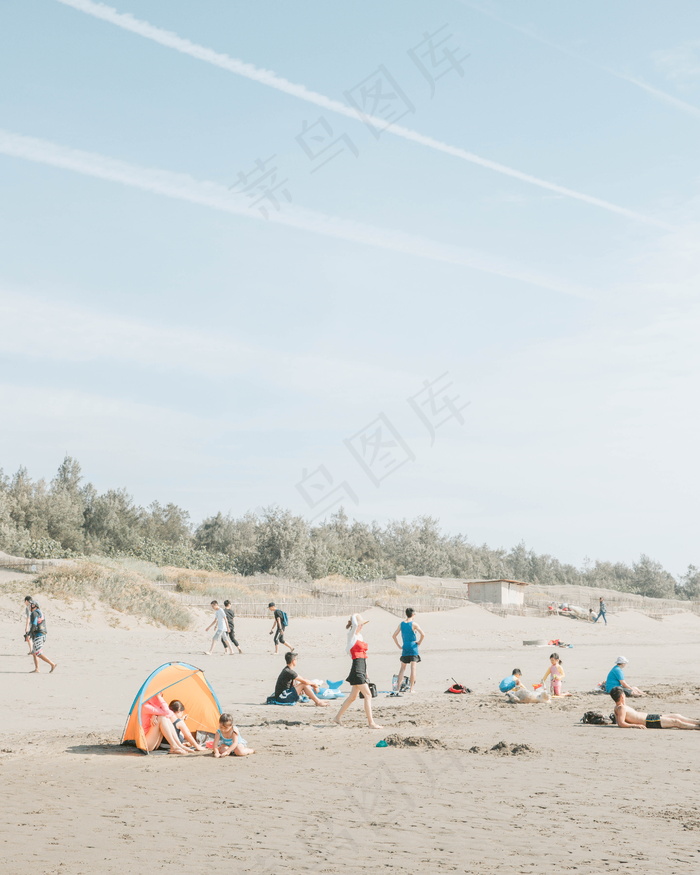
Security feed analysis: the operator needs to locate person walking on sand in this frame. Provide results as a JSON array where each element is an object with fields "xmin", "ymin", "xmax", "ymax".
[
  {"xmin": 23, "ymin": 595, "xmax": 34, "ymax": 654},
  {"xmin": 334, "ymin": 614, "xmax": 382, "ymax": 729},
  {"xmin": 594, "ymin": 597, "xmax": 607, "ymax": 625},
  {"xmin": 392, "ymin": 607, "xmax": 425, "ymax": 693},
  {"xmin": 205, "ymin": 601, "xmax": 233, "ymax": 655},
  {"xmin": 609, "ymin": 687, "xmax": 700, "ymax": 729},
  {"xmin": 268, "ymin": 602, "xmax": 293, "ymax": 653},
  {"xmin": 27, "ymin": 601, "xmax": 57, "ymax": 673},
  {"xmin": 221, "ymin": 600, "xmax": 243, "ymax": 654}
]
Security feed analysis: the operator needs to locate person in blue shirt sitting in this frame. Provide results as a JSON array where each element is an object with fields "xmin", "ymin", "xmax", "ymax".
[{"xmin": 605, "ymin": 656, "xmax": 644, "ymax": 696}]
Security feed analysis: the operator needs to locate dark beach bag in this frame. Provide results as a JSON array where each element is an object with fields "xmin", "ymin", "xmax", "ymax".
[{"xmin": 359, "ymin": 682, "xmax": 378, "ymax": 699}]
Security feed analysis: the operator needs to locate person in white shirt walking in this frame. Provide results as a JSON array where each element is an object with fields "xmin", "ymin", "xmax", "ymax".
[{"xmin": 205, "ymin": 601, "xmax": 233, "ymax": 655}]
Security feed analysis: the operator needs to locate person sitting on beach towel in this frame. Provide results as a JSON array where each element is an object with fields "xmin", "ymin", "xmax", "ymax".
[
  {"xmin": 609, "ymin": 687, "xmax": 700, "ymax": 729},
  {"xmin": 267, "ymin": 652, "xmax": 328, "ymax": 706}
]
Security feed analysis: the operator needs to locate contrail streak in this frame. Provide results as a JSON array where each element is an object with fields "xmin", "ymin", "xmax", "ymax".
[
  {"xmin": 0, "ymin": 128, "xmax": 596, "ymax": 299},
  {"xmin": 53, "ymin": 0, "xmax": 671, "ymax": 229},
  {"xmin": 458, "ymin": 0, "xmax": 700, "ymax": 120}
]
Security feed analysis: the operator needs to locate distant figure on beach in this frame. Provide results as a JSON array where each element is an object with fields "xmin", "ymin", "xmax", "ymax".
[
  {"xmin": 499, "ymin": 668, "xmax": 525, "ymax": 694},
  {"xmin": 205, "ymin": 600, "xmax": 233, "ymax": 655},
  {"xmin": 392, "ymin": 608, "xmax": 424, "ymax": 693},
  {"xmin": 141, "ymin": 695, "xmax": 191, "ymax": 754},
  {"xmin": 221, "ymin": 600, "xmax": 243, "ymax": 654},
  {"xmin": 268, "ymin": 602, "xmax": 293, "ymax": 653},
  {"xmin": 213, "ymin": 712, "xmax": 255, "ymax": 757},
  {"xmin": 605, "ymin": 656, "xmax": 643, "ymax": 696},
  {"xmin": 28, "ymin": 601, "xmax": 57, "ymax": 673},
  {"xmin": 268, "ymin": 652, "xmax": 329, "ymax": 706},
  {"xmin": 23, "ymin": 595, "xmax": 34, "ymax": 654},
  {"xmin": 594, "ymin": 598, "xmax": 607, "ymax": 625},
  {"xmin": 609, "ymin": 687, "xmax": 700, "ymax": 729},
  {"xmin": 542, "ymin": 653, "xmax": 570, "ymax": 697},
  {"xmin": 334, "ymin": 614, "xmax": 382, "ymax": 729}
]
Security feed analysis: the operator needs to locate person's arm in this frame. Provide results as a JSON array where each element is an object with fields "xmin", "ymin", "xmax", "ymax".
[
  {"xmin": 542, "ymin": 667, "xmax": 552, "ymax": 683},
  {"xmin": 295, "ymin": 675, "xmax": 318, "ymax": 689},
  {"xmin": 392, "ymin": 626, "xmax": 402, "ymax": 649},
  {"xmin": 220, "ymin": 730, "xmax": 238, "ymax": 757},
  {"xmin": 558, "ymin": 666, "xmax": 566, "ymax": 679},
  {"xmin": 414, "ymin": 623, "xmax": 425, "ymax": 645},
  {"xmin": 614, "ymin": 704, "xmax": 645, "ymax": 729},
  {"xmin": 206, "ymin": 619, "xmax": 215, "ymax": 632},
  {"xmin": 177, "ymin": 719, "xmax": 204, "ymax": 750}
]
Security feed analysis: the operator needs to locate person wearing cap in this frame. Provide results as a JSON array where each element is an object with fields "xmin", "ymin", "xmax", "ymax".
[{"xmin": 605, "ymin": 656, "xmax": 643, "ymax": 696}]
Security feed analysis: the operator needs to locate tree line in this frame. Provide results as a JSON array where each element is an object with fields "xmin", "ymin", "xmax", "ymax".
[{"xmin": 1, "ymin": 456, "xmax": 698, "ymax": 599}]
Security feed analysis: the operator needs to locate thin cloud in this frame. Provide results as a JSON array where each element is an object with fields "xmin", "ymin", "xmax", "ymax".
[
  {"xmin": 0, "ymin": 127, "xmax": 596, "ymax": 299},
  {"xmin": 459, "ymin": 0, "xmax": 700, "ymax": 120},
  {"xmin": 53, "ymin": 0, "xmax": 670, "ymax": 229},
  {"xmin": 0, "ymin": 284, "xmax": 415, "ymax": 402}
]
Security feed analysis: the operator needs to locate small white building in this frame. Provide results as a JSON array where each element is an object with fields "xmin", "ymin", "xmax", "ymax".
[{"xmin": 466, "ymin": 579, "xmax": 529, "ymax": 606}]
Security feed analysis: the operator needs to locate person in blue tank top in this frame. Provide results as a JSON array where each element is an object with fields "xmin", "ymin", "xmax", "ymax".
[{"xmin": 392, "ymin": 607, "xmax": 425, "ymax": 693}]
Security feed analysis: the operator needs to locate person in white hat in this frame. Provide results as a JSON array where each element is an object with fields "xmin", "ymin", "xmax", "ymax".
[{"xmin": 605, "ymin": 656, "xmax": 643, "ymax": 696}]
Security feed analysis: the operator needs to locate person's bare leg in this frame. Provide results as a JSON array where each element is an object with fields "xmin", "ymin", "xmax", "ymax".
[
  {"xmin": 409, "ymin": 662, "xmax": 417, "ymax": 692},
  {"xmin": 37, "ymin": 652, "xmax": 57, "ymax": 672},
  {"xmin": 660, "ymin": 714, "xmax": 700, "ymax": 729},
  {"xmin": 206, "ymin": 636, "xmax": 218, "ymax": 655},
  {"xmin": 359, "ymin": 685, "xmax": 382, "ymax": 729},
  {"xmin": 298, "ymin": 683, "xmax": 329, "ymax": 706},
  {"xmin": 334, "ymin": 688, "xmax": 359, "ymax": 724},
  {"xmin": 31, "ymin": 651, "xmax": 40, "ymax": 672},
  {"xmin": 234, "ymin": 744, "xmax": 256, "ymax": 756},
  {"xmin": 158, "ymin": 717, "xmax": 190, "ymax": 753}
]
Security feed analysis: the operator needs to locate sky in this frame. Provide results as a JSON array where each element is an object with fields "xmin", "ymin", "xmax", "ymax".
[{"xmin": 1, "ymin": 0, "xmax": 700, "ymax": 573}]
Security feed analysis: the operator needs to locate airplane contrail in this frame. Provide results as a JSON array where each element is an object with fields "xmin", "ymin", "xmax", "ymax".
[
  {"xmin": 52, "ymin": 0, "xmax": 672, "ymax": 229},
  {"xmin": 458, "ymin": 0, "xmax": 700, "ymax": 120},
  {"xmin": 0, "ymin": 127, "xmax": 597, "ymax": 299}
]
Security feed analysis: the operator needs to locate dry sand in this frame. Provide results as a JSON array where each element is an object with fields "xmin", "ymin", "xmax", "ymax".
[{"xmin": 2, "ymin": 579, "xmax": 700, "ymax": 874}]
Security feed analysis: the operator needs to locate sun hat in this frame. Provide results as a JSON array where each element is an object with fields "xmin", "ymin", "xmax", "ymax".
[{"xmin": 616, "ymin": 655, "xmax": 628, "ymax": 664}]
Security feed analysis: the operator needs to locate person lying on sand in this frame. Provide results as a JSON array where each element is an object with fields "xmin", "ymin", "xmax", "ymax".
[
  {"xmin": 270, "ymin": 652, "xmax": 329, "ymax": 706},
  {"xmin": 605, "ymin": 656, "xmax": 643, "ymax": 697},
  {"xmin": 609, "ymin": 687, "xmax": 700, "ymax": 729},
  {"xmin": 213, "ymin": 713, "xmax": 255, "ymax": 757}
]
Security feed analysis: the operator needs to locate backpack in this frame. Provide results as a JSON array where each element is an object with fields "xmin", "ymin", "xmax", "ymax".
[
  {"xmin": 582, "ymin": 710, "xmax": 613, "ymax": 725},
  {"xmin": 280, "ymin": 610, "xmax": 289, "ymax": 628},
  {"xmin": 31, "ymin": 610, "xmax": 47, "ymax": 637}
]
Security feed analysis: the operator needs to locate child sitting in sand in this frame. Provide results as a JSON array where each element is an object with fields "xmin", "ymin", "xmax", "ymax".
[
  {"xmin": 541, "ymin": 653, "xmax": 571, "ymax": 697},
  {"xmin": 499, "ymin": 669, "xmax": 525, "ymax": 694},
  {"xmin": 213, "ymin": 713, "xmax": 255, "ymax": 758},
  {"xmin": 168, "ymin": 700, "xmax": 206, "ymax": 751}
]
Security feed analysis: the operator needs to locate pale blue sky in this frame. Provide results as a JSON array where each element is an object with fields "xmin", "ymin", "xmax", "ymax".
[{"xmin": 1, "ymin": 0, "xmax": 700, "ymax": 571}]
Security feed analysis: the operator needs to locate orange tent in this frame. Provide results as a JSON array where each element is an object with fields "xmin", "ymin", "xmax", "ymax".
[{"xmin": 121, "ymin": 662, "xmax": 222, "ymax": 753}]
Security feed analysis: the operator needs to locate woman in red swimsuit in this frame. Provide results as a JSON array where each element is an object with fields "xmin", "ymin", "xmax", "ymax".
[{"xmin": 333, "ymin": 614, "xmax": 383, "ymax": 729}]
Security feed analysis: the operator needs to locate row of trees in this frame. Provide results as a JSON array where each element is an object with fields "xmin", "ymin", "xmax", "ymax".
[{"xmin": 1, "ymin": 457, "xmax": 698, "ymax": 599}]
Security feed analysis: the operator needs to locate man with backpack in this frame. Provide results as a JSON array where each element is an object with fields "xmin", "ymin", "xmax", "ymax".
[
  {"xmin": 28, "ymin": 600, "xmax": 57, "ymax": 673},
  {"xmin": 268, "ymin": 602, "xmax": 293, "ymax": 653}
]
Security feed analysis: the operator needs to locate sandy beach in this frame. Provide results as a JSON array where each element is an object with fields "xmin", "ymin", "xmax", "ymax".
[{"xmin": 2, "ymin": 579, "xmax": 700, "ymax": 874}]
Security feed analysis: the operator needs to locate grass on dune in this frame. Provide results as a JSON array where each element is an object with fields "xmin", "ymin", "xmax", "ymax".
[{"xmin": 33, "ymin": 561, "xmax": 192, "ymax": 630}]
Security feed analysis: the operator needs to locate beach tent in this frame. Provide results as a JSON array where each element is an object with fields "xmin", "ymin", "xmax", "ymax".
[{"xmin": 121, "ymin": 662, "xmax": 222, "ymax": 753}]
